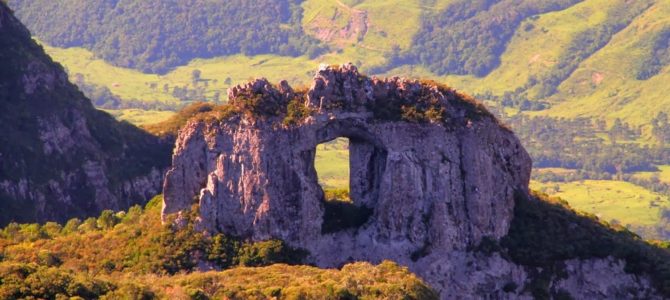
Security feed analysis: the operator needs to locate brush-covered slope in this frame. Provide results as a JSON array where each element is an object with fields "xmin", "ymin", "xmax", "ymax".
[
  {"xmin": 0, "ymin": 3, "xmax": 171, "ymax": 226},
  {"xmin": 0, "ymin": 196, "xmax": 438, "ymax": 299}
]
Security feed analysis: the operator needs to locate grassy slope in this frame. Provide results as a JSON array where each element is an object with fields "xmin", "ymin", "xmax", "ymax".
[
  {"xmin": 315, "ymin": 138, "xmax": 350, "ymax": 190},
  {"xmin": 302, "ymin": 0, "xmax": 455, "ymax": 51},
  {"xmin": 383, "ymin": 0, "xmax": 623, "ymax": 98},
  {"xmin": 537, "ymin": 0, "xmax": 670, "ymax": 124},
  {"xmin": 102, "ymin": 109, "xmax": 175, "ymax": 126},
  {"xmin": 530, "ymin": 179, "xmax": 669, "ymax": 226}
]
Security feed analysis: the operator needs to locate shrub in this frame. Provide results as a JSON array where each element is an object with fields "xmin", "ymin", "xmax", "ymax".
[
  {"xmin": 207, "ymin": 234, "xmax": 241, "ymax": 269},
  {"xmin": 78, "ymin": 217, "xmax": 98, "ymax": 232},
  {"xmin": 62, "ymin": 218, "xmax": 82, "ymax": 235},
  {"xmin": 283, "ymin": 97, "xmax": 311, "ymax": 126},
  {"xmin": 237, "ymin": 240, "xmax": 307, "ymax": 267}
]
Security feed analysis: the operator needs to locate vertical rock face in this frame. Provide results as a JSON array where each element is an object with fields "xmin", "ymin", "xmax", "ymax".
[
  {"xmin": 164, "ymin": 64, "xmax": 532, "ymax": 249},
  {"xmin": 0, "ymin": 3, "xmax": 171, "ymax": 225}
]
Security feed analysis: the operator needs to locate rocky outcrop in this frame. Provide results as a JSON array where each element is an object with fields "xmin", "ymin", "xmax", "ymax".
[
  {"xmin": 164, "ymin": 63, "xmax": 531, "ymax": 247},
  {"xmin": 0, "ymin": 3, "xmax": 171, "ymax": 225},
  {"xmin": 162, "ymin": 63, "xmax": 666, "ymax": 298}
]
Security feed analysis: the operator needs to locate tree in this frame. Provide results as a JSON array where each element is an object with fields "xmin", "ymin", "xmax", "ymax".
[
  {"xmin": 79, "ymin": 217, "xmax": 99, "ymax": 232},
  {"xmin": 97, "ymin": 210, "xmax": 119, "ymax": 230},
  {"xmin": 42, "ymin": 222, "xmax": 63, "ymax": 238},
  {"xmin": 191, "ymin": 69, "xmax": 202, "ymax": 84},
  {"xmin": 62, "ymin": 218, "xmax": 82, "ymax": 235}
]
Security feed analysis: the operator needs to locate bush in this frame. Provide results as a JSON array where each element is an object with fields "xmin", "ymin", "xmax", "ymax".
[
  {"xmin": 62, "ymin": 218, "xmax": 82, "ymax": 235},
  {"xmin": 283, "ymin": 97, "xmax": 311, "ymax": 126},
  {"xmin": 237, "ymin": 240, "xmax": 307, "ymax": 267}
]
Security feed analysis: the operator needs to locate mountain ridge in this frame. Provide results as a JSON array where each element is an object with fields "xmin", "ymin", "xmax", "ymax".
[{"xmin": 0, "ymin": 2, "xmax": 171, "ymax": 225}]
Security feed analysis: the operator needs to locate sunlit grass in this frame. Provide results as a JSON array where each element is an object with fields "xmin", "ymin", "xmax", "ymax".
[
  {"xmin": 315, "ymin": 138, "xmax": 350, "ymax": 190},
  {"xmin": 530, "ymin": 179, "xmax": 670, "ymax": 227}
]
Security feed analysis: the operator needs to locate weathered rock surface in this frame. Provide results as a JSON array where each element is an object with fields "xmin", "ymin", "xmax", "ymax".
[
  {"xmin": 164, "ymin": 64, "xmax": 531, "ymax": 247},
  {"xmin": 0, "ymin": 3, "xmax": 171, "ymax": 225},
  {"xmin": 162, "ymin": 64, "xmax": 662, "ymax": 298}
]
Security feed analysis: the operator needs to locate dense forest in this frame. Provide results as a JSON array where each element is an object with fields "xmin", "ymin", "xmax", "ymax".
[{"xmin": 9, "ymin": 0, "xmax": 326, "ymax": 73}]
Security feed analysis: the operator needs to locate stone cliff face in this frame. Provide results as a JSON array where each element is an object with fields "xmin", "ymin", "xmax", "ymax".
[
  {"xmin": 0, "ymin": 3, "xmax": 171, "ymax": 225},
  {"xmin": 164, "ymin": 64, "xmax": 531, "ymax": 249},
  {"xmin": 163, "ymin": 64, "xmax": 662, "ymax": 298}
]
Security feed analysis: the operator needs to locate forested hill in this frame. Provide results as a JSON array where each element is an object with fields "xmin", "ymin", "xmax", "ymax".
[{"xmin": 8, "ymin": 0, "xmax": 324, "ymax": 73}]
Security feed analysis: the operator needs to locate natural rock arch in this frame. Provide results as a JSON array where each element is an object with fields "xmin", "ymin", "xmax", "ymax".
[
  {"xmin": 163, "ymin": 62, "xmax": 531, "ymax": 258},
  {"xmin": 162, "ymin": 64, "xmax": 533, "ymax": 296}
]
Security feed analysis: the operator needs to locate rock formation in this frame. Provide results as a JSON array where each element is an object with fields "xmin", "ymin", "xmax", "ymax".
[
  {"xmin": 0, "ymin": 3, "xmax": 171, "ymax": 225},
  {"xmin": 164, "ymin": 63, "xmax": 531, "ymax": 247},
  {"xmin": 163, "ymin": 64, "xmax": 663, "ymax": 298}
]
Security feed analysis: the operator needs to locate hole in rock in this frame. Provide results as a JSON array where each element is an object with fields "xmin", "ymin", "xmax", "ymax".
[{"xmin": 315, "ymin": 137, "xmax": 384, "ymax": 234}]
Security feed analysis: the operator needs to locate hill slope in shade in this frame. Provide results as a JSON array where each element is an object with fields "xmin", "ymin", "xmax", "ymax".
[{"xmin": 0, "ymin": 2, "xmax": 171, "ymax": 226}]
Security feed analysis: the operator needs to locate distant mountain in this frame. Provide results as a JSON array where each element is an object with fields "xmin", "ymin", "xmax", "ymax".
[{"xmin": 0, "ymin": 2, "xmax": 171, "ymax": 225}]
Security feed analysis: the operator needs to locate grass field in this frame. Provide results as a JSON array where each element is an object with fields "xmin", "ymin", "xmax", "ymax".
[
  {"xmin": 315, "ymin": 138, "xmax": 350, "ymax": 190},
  {"xmin": 40, "ymin": 0, "xmax": 670, "ymax": 128},
  {"xmin": 531, "ymin": 179, "xmax": 670, "ymax": 227},
  {"xmin": 42, "ymin": 44, "xmax": 389, "ymax": 109},
  {"xmin": 633, "ymin": 165, "xmax": 670, "ymax": 183},
  {"xmin": 102, "ymin": 109, "xmax": 175, "ymax": 126}
]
